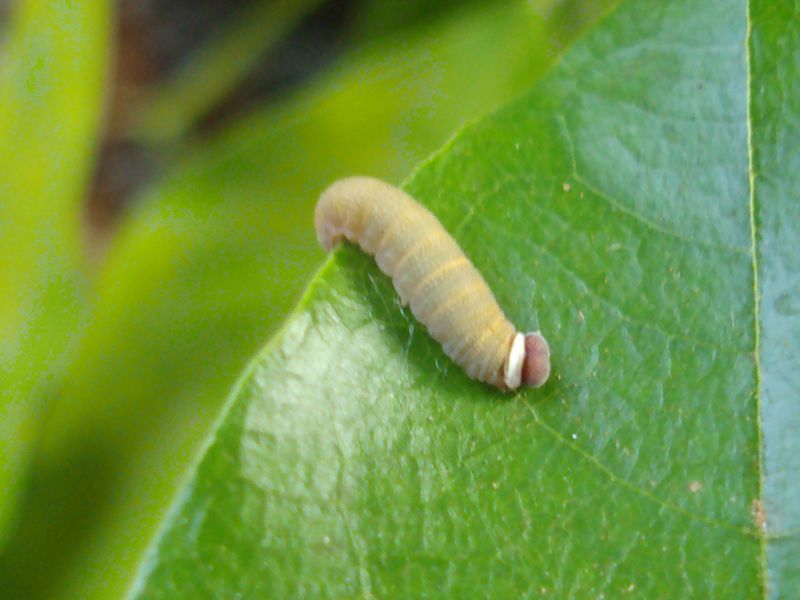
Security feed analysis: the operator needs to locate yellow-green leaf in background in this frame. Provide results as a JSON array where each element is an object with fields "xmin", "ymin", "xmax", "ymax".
[{"xmin": 0, "ymin": 0, "xmax": 111, "ymax": 544}]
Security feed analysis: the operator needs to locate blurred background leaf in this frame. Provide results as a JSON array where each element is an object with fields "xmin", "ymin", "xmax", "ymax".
[
  {"xmin": 127, "ymin": 0, "xmax": 325, "ymax": 144},
  {"xmin": 0, "ymin": 0, "xmax": 616, "ymax": 598},
  {"xmin": 130, "ymin": 0, "xmax": 799, "ymax": 595},
  {"xmin": 0, "ymin": 0, "xmax": 111, "ymax": 544}
]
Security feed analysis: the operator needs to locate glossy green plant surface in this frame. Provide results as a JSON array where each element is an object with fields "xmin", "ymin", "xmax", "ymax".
[
  {"xmin": 133, "ymin": 0, "xmax": 798, "ymax": 596},
  {"xmin": 1, "ymin": 3, "xmax": 598, "ymax": 599},
  {"xmin": 749, "ymin": 0, "xmax": 800, "ymax": 595},
  {"xmin": 0, "ymin": 0, "xmax": 111, "ymax": 542}
]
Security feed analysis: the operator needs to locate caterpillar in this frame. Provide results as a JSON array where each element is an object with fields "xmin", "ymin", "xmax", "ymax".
[{"xmin": 315, "ymin": 176, "xmax": 550, "ymax": 391}]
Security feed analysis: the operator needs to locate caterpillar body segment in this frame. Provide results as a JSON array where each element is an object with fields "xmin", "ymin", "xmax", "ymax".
[{"xmin": 315, "ymin": 176, "xmax": 550, "ymax": 391}]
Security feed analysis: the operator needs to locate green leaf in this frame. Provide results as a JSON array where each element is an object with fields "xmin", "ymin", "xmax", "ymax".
[
  {"xmin": 0, "ymin": 0, "xmax": 111, "ymax": 543},
  {"xmin": 2, "ymin": 3, "xmax": 600, "ymax": 599},
  {"xmin": 132, "ymin": 0, "xmax": 798, "ymax": 596},
  {"xmin": 749, "ymin": 0, "xmax": 800, "ymax": 595}
]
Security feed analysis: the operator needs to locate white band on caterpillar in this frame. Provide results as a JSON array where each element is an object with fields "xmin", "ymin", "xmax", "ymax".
[{"xmin": 504, "ymin": 332, "xmax": 525, "ymax": 390}]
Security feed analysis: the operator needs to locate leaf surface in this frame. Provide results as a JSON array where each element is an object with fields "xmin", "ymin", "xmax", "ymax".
[{"xmin": 749, "ymin": 0, "xmax": 800, "ymax": 595}]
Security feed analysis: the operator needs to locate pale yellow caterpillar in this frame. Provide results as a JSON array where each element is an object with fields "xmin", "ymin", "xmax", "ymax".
[{"xmin": 315, "ymin": 176, "xmax": 550, "ymax": 391}]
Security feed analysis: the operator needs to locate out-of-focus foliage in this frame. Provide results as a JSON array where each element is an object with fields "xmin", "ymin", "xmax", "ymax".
[
  {"xmin": 0, "ymin": 1, "xmax": 615, "ymax": 598},
  {"xmin": 128, "ymin": 0, "xmax": 324, "ymax": 144},
  {"xmin": 0, "ymin": 0, "xmax": 111, "ymax": 545}
]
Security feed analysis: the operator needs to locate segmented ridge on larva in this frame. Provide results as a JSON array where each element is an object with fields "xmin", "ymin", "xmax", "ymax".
[{"xmin": 315, "ymin": 176, "xmax": 550, "ymax": 391}]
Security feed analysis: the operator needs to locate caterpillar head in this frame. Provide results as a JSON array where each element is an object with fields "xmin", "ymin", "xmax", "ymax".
[
  {"xmin": 522, "ymin": 331, "xmax": 550, "ymax": 388},
  {"xmin": 504, "ymin": 331, "xmax": 550, "ymax": 390}
]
